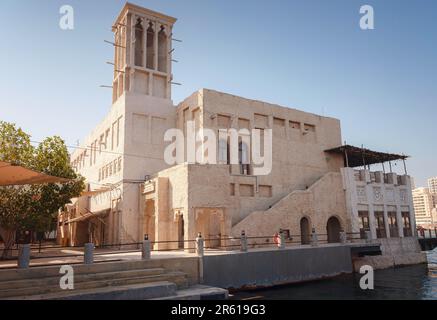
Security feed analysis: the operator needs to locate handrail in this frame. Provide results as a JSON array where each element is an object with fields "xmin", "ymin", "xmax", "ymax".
[{"xmin": 2, "ymin": 229, "xmax": 372, "ymax": 267}]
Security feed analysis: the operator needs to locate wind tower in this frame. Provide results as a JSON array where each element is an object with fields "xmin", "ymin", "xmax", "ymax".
[
  {"xmin": 111, "ymin": 2, "xmax": 177, "ymax": 101},
  {"xmin": 106, "ymin": 4, "xmax": 179, "ymax": 244}
]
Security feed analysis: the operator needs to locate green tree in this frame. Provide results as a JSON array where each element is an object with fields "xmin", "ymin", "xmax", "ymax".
[
  {"xmin": 0, "ymin": 121, "xmax": 34, "ymax": 258},
  {"xmin": 0, "ymin": 121, "xmax": 85, "ymax": 259},
  {"xmin": 25, "ymin": 136, "xmax": 85, "ymax": 234}
]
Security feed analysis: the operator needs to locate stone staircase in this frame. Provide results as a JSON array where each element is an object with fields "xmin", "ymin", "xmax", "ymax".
[
  {"xmin": 0, "ymin": 260, "xmax": 190, "ymax": 300},
  {"xmin": 231, "ymin": 172, "xmax": 346, "ymax": 238}
]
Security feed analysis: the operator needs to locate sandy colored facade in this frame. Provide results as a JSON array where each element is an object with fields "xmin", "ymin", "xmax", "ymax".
[
  {"xmin": 428, "ymin": 177, "xmax": 437, "ymax": 194},
  {"xmin": 58, "ymin": 3, "xmax": 417, "ymax": 249}
]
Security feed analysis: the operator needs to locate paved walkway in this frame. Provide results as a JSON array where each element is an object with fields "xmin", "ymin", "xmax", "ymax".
[
  {"xmin": 0, "ymin": 241, "xmax": 370, "ymax": 269},
  {"xmin": 0, "ymin": 247, "xmax": 197, "ymax": 269}
]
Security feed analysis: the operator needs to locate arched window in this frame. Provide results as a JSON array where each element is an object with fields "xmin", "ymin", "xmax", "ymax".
[
  {"xmin": 146, "ymin": 22, "xmax": 155, "ymax": 69},
  {"xmin": 157, "ymin": 26, "xmax": 167, "ymax": 72},
  {"xmin": 134, "ymin": 18, "xmax": 144, "ymax": 67}
]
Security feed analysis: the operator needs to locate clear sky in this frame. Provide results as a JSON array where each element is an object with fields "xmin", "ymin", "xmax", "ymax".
[{"xmin": 0, "ymin": 0, "xmax": 436, "ymax": 187}]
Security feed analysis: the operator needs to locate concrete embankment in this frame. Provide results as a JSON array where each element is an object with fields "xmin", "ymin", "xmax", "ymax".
[
  {"xmin": 201, "ymin": 239, "xmax": 427, "ymax": 290},
  {"xmin": 202, "ymin": 245, "xmax": 354, "ymax": 289},
  {"xmin": 352, "ymin": 237, "xmax": 427, "ymax": 271}
]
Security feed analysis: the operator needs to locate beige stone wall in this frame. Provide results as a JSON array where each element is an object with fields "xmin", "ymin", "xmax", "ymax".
[
  {"xmin": 187, "ymin": 165, "xmax": 233, "ymax": 241},
  {"xmin": 135, "ymin": 90, "xmax": 348, "ymax": 245},
  {"xmin": 69, "ymin": 91, "xmax": 177, "ymax": 245},
  {"xmin": 176, "ymin": 89, "xmax": 344, "ymax": 230},
  {"xmin": 155, "ymin": 164, "xmax": 188, "ymax": 246},
  {"xmin": 69, "ymin": 86, "xmax": 345, "ymax": 245},
  {"xmin": 71, "ymin": 95, "xmax": 126, "ymax": 215}
]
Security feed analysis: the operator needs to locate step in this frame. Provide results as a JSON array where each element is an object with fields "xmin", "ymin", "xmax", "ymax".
[
  {"xmin": 7, "ymin": 281, "xmax": 178, "ymax": 300},
  {"xmin": 152, "ymin": 285, "xmax": 229, "ymax": 300},
  {"xmin": 0, "ymin": 259, "xmax": 163, "ymax": 281},
  {"xmin": 0, "ymin": 268, "xmax": 166, "ymax": 291},
  {"xmin": 0, "ymin": 271, "xmax": 188, "ymax": 299}
]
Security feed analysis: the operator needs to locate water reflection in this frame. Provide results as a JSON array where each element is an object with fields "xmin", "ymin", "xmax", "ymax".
[{"xmin": 231, "ymin": 249, "xmax": 437, "ymax": 300}]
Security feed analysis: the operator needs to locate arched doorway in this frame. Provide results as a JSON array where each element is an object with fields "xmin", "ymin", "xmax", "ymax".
[
  {"xmin": 327, "ymin": 216, "xmax": 341, "ymax": 243},
  {"xmin": 195, "ymin": 208, "xmax": 226, "ymax": 249},
  {"xmin": 300, "ymin": 217, "xmax": 310, "ymax": 244}
]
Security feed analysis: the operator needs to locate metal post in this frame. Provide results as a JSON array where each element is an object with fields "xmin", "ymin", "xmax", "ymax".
[
  {"xmin": 142, "ymin": 234, "xmax": 151, "ymax": 260},
  {"xmin": 195, "ymin": 232, "xmax": 204, "ymax": 284},
  {"xmin": 340, "ymin": 231, "xmax": 347, "ymax": 244},
  {"xmin": 196, "ymin": 232, "xmax": 204, "ymax": 257},
  {"xmin": 344, "ymin": 147, "xmax": 349, "ymax": 168},
  {"xmin": 84, "ymin": 243, "xmax": 94, "ymax": 265},
  {"xmin": 429, "ymin": 229, "xmax": 432, "ymax": 239},
  {"xmin": 278, "ymin": 230, "xmax": 285, "ymax": 249},
  {"xmin": 311, "ymin": 228, "xmax": 318, "ymax": 247},
  {"xmin": 17, "ymin": 244, "xmax": 30, "ymax": 269},
  {"xmin": 240, "ymin": 230, "xmax": 248, "ymax": 252},
  {"xmin": 361, "ymin": 145, "xmax": 366, "ymax": 170}
]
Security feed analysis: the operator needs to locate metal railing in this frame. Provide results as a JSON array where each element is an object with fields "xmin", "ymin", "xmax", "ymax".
[
  {"xmin": 3, "ymin": 230, "xmax": 368, "ymax": 269},
  {"xmin": 417, "ymin": 228, "xmax": 437, "ymax": 239}
]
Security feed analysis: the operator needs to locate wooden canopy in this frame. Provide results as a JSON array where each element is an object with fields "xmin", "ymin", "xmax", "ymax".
[
  {"xmin": 324, "ymin": 145, "xmax": 409, "ymax": 168},
  {"xmin": 66, "ymin": 209, "xmax": 109, "ymax": 224},
  {"xmin": 0, "ymin": 161, "xmax": 71, "ymax": 186}
]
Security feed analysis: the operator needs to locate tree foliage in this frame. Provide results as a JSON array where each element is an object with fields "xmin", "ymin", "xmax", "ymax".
[{"xmin": 0, "ymin": 121, "xmax": 85, "ymax": 258}]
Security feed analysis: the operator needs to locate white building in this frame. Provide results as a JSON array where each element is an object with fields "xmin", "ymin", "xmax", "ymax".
[
  {"xmin": 428, "ymin": 177, "xmax": 437, "ymax": 194},
  {"xmin": 342, "ymin": 168, "xmax": 415, "ymax": 239},
  {"xmin": 413, "ymin": 187, "xmax": 437, "ymax": 227}
]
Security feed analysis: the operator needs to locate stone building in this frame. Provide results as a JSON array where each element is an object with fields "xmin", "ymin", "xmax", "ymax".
[{"xmin": 58, "ymin": 3, "xmax": 417, "ymax": 248}]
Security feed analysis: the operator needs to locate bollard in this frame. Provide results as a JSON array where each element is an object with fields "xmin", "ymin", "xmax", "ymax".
[
  {"xmin": 311, "ymin": 228, "xmax": 318, "ymax": 247},
  {"xmin": 17, "ymin": 244, "xmax": 30, "ymax": 269},
  {"xmin": 365, "ymin": 230, "xmax": 372, "ymax": 243},
  {"xmin": 84, "ymin": 243, "xmax": 94, "ymax": 265},
  {"xmin": 429, "ymin": 229, "xmax": 432, "ymax": 239},
  {"xmin": 340, "ymin": 231, "xmax": 347, "ymax": 244},
  {"xmin": 142, "ymin": 234, "xmax": 151, "ymax": 260},
  {"xmin": 196, "ymin": 232, "xmax": 204, "ymax": 257},
  {"xmin": 240, "ymin": 230, "xmax": 248, "ymax": 252},
  {"xmin": 278, "ymin": 231, "xmax": 285, "ymax": 249}
]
